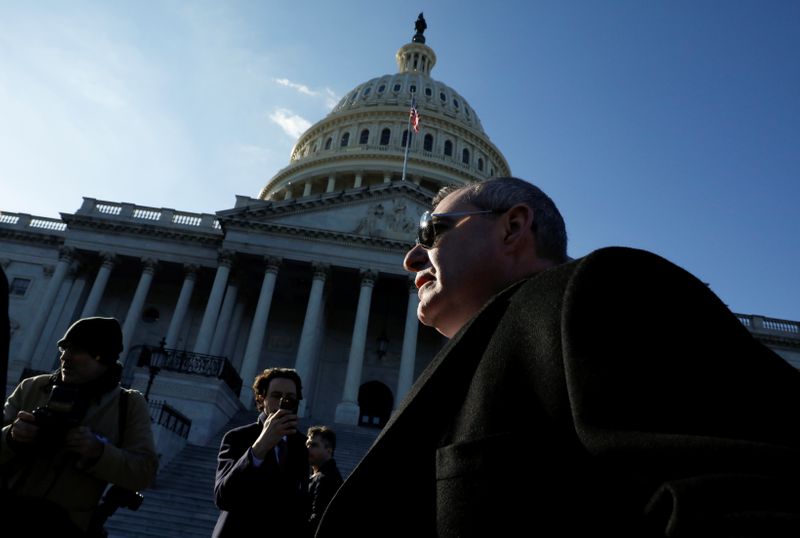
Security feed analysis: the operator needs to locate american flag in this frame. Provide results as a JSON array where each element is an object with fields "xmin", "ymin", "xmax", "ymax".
[{"xmin": 409, "ymin": 101, "xmax": 420, "ymax": 133}]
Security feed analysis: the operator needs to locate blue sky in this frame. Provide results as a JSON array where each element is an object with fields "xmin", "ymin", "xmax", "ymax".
[{"xmin": 1, "ymin": 1, "xmax": 798, "ymax": 321}]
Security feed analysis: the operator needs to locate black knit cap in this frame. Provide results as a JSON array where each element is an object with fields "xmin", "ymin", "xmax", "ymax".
[{"xmin": 57, "ymin": 317, "xmax": 124, "ymax": 365}]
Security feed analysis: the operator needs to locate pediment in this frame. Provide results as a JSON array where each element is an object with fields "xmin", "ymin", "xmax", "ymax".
[{"xmin": 217, "ymin": 183, "xmax": 433, "ymax": 243}]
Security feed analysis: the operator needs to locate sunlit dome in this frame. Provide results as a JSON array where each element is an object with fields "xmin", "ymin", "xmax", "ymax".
[{"xmin": 259, "ymin": 14, "xmax": 510, "ymax": 202}]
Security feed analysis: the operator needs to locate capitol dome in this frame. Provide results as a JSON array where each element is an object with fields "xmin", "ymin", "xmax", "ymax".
[{"xmin": 259, "ymin": 17, "xmax": 511, "ymax": 201}]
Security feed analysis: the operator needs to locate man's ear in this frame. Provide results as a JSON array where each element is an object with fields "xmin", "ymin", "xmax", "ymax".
[{"xmin": 502, "ymin": 204, "xmax": 534, "ymax": 245}]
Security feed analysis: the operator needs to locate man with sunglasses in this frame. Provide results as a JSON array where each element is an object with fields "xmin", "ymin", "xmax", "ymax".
[
  {"xmin": 213, "ymin": 367, "xmax": 310, "ymax": 537},
  {"xmin": 317, "ymin": 177, "xmax": 800, "ymax": 537}
]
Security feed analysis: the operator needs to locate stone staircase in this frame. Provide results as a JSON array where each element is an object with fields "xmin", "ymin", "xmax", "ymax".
[{"xmin": 104, "ymin": 411, "xmax": 381, "ymax": 537}]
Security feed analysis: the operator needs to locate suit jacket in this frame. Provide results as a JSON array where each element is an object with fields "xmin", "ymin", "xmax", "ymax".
[
  {"xmin": 213, "ymin": 414, "xmax": 310, "ymax": 537},
  {"xmin": 308, "ymin": 458, "xmax": 343, "ymax": 534},
  {"xmin": 317, "ymin": 247, "xmax": 800, "ymax": 537}
]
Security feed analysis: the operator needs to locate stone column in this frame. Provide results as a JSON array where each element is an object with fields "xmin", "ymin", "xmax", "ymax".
[
  {"xmin": 121, "ymin": 258, "xmax": 158, "ymax": 362},
  {"xmin": 396, "ymin": 278, "xmax": 421, "ymax": 406},
  {"xmin": 353, "ymin": 172, "xmax": 363, "ymax": 188},
  {"xmin": 210, "ymin": 277, "xmax": 240, "ymax": 357},
  {"xmin": 335, "ymin": 269, "xmax": 376, "ymax": 424},
  {"xmin": 18, "ymin": 247, "xmax": 74, "ymax": 366},
  {"xmin": 383, "ymin": 173, "xmax": 392, "ymax": 183},
  {"xmin": 239, "ymin": 257, "xmax": 281, "ymax": 406},
  {"xmin": 302, "ymin": 181, "xmax": 313, "ymax": 197},
  {"xmin": 225, "ymin": 300, "xmax": 247, "ymax": 368},
  {"xmin": 325, "ymin": 174, "xmax": 336, "ymax": 193},
  {"xmin": 193, "ymin": 250, "xmax": 234, "ymax": 355},
  {"xmin": 164, "ymin": 264, "xmax": 198, "ymax": 348},
  {"xmin": 293, "ymin": 262, "xmax": 329, "ymax": 416},
  {"xmin": 81, "ymin": 252, "xmax": 116, "ymax": 317}
]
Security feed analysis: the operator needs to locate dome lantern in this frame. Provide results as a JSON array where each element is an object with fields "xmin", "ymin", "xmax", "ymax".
[{"xmin": 396, "ymin": 13, "xmax": 436, "ymax": 76}]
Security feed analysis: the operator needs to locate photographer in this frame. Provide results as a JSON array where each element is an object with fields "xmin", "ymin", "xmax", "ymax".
[
  {"xmin": 213, "ymin": 367, "xmax": 310, "ymax": 538},
  {"xmin": 1, "ymin": 317, "xmax": 158, "ymax": 537}
]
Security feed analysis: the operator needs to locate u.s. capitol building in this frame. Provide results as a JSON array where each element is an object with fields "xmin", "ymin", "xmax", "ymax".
[{"xmin": 2, "ymin": 19, "xmax": 797, "ymax": 460}]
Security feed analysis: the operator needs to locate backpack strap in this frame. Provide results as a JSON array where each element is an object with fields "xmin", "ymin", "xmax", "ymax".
[{"xmin": 118, "ymin": 389, "xmax": 129, "ymax": 446}]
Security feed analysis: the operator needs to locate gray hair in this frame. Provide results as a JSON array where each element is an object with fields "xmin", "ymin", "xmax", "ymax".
[{"xmin": 433, "ymin": 177, "xmax": 568, "ymax": 263}]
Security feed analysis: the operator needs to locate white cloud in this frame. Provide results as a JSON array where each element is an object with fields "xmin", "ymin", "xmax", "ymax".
[
  {"xmin": 274, "ymin": 77, "xmax": 339, "ymax": 109},
  {"xmin": 269, "ymin": 108, "xmax": 311, "ymax": 139}
]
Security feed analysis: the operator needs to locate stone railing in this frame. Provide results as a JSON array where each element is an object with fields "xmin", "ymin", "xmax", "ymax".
[
  {"xmin": 0, "ymin": 212, "xmax": 67, "ymax": 233},
  {"xmin": 736, "ymin": 313, "xmax": 800, "ymax": 339},
  {"xmin": 77, "ymin": 199, "xmax": 222, "ymax": 231}
]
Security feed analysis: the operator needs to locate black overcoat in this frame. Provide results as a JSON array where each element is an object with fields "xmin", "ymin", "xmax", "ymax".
[
  {"xmin": 213, "ymin": 415, "xmax": 310, "ymax": 537},
  {"xmin": 317, "ymin": 247, "xmax": 800, "ymax": 537}
]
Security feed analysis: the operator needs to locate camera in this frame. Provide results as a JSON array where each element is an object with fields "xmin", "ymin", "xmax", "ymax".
[{"xmin": 31, "ymin": 385, "xmax": 82, "ymax": 453}]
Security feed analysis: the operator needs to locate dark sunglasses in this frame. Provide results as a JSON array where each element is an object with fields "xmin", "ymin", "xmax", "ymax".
[{"xmin": 416, "ymin": 209, "xmax": 501, "ymax": 249}]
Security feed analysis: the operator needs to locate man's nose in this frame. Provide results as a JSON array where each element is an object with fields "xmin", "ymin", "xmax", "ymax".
[{"xmin": 403, "ymin": 243, "xmax": 430, "ymax": 272}]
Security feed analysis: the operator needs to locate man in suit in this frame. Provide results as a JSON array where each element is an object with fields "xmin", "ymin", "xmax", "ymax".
[
  {"xmin": 316, "ymin": 177, "xmax": 800, "ymax": 537},
  {"xmin": 213, "ymin": 367, "xmax": 310, "ymax": 537},
  {"xmin": 306, "ymin": 425, "xmax": 343, "ymax": 534}
]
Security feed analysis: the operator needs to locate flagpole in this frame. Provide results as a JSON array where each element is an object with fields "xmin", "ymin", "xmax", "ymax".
[{"xmin": 401, "ymin": 98, "xmax": 414, "ymax": 182}]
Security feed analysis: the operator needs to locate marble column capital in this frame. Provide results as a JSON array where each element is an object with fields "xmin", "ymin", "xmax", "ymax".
[
  {"xmin": 58, "ymin": 246, "xmax": 76, "ymax": 263},
  {"xmin": 406, "ymin": 276, "xmax": 418, "ymax": 294},
  {"xmin": 183, "ymin": 263, "xmax": 200, "ymax": 277},
  {"xmin": 141, "ymin": 257, "xmax": 159, "ymax": 272},
  {"xmin": 264, "ymin": 256, "xmax": 282, "ymax": 274},
  {"xmin": 218, "ymin": 249, "xmax": 236, "ymax": 268},
  {"xmin": 311, "ymin": 262, "xmax": 330, "ymax": 281},
  {"xmin": 359, "ymin": 268, "xmax": 377, "ymax": 287},
  {"xmin": 99, "ymin": 251, "xmax": 118, "ymax": 267}
]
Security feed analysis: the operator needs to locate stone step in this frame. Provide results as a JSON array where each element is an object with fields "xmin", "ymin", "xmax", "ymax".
[{"xmin": 105, "ymin": 408, "xmax": 382, "ymax": 537}]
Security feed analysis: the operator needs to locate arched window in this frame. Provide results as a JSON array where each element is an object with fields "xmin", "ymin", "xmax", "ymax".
[
  {"xmin": 359, "ymin": 129, "xmax": 370, "ymax": 145},
  {"xmin": 444, "ymin": 140, "xmax": 453, "ymax": 156},
  {"xmin": 402, "ymin": 129, "xmax": 413, "ymax": 148},
  {"xmin": 424, "ymin": 134, "xmax": 434, "ymax": 152},
  {"xmin": 378, "ymin": 84, "xmax": 386, "ymax": 93},
  {"xmin": 453, "ymin": 99, "xmax": 460, "ymax": 109},
  {"xmin": 410, "ymin": 85, "xmax": 416, "ymax": 93},
  {"xmin": 425, "ymin": 87, "xmax": 432, "ymax": 97},
  {"xmin": 478, "ymin": 157, "xmax": 484, "ymax": 171},
  {"xmin": 380, "ymin": 128, "xmax": 391, "ymax": 146},
  {"xmin": 393, "ymin": 83, "xmax": 401, "ymax": 92},
  {"xmin": 324, "ymin": 137, "xmax": 332, "ymax": 150},
  {"xmin": 440, "ymin": 92, "xmax": 447, "ymax": 102},
  {"xmin": 462, "ymin": 148, "xmax": 470, "ymax": 165},
  {"xmin": 340, "ymin": 132, "xmax": 350, "ymax": 147}
]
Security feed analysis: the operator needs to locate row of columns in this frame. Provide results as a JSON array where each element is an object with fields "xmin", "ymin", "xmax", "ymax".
[{"xmin": 18, "ymin": 247, "xmax": 421, "ymax": 424}]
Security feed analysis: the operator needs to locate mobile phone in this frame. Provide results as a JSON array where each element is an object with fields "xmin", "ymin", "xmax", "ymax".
[{"xmin": 279, "ymin": 397, "xmax": 298, "ymax": 413}]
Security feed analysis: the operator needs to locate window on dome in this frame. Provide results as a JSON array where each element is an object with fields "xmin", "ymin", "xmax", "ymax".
[
  {"xmin": 380, "ymin": 128, "xmax": 391, "ymax": 146},
  {"xmin": 444, "ymin": 140, "xmax": 453, "ymax": 156},
  {"xmin": 363, "ymin": 87, "xmax": 371, "ymax": 96},
  {"xmin": 360, "ymin": 129, "xmax": 370, "ymax": 145},
  {"xmin": 393, "ymin": 83, "xmax": 401, "ymax": 92},
  {"xmin": 341, "ymin": 132, "xmax": 350, "ymax": 147},
  {"xmin": 378, "ymin": 84, "xmax": 386, "ymax": 93},
  {"xmin": 440, "ymin": 92, "xmax": 447, "ymax": 102},
  {"xmin": 425, "ymin": 87, "xmax": 432, "ymax": 97},
  {"xmin": 424, "ymin": 134, "xmax": 433, "ymax": 152},
  {"xmin": 402, "ymin": 129, "xmax": 413, "ymax": 148},
  {"xmin": 453, "ymin": 99, "xmax": 459, "ymax": 108},
  {"xmin": 462, "ymin": 148, "xmax": 470, "ymax": 165},
  {"xmin": 478, "ymin": 158, "xmax": 484, "ymax": 172},
  {"xmin": 410, "ymin": 85, "xmax": 416, "ymax": 93},
  {"xmin": 324, "ymin": 137, "xmax": 332, "ymax": 150},
  {"xmin": 465, "ymin": 107, "xmax": 471, "ymax": 119}
]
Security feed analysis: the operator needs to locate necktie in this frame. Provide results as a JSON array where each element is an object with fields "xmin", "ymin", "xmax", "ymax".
[{"xmin": 277, "ymin": 438, "xmax": 287, "ymax": 467}]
